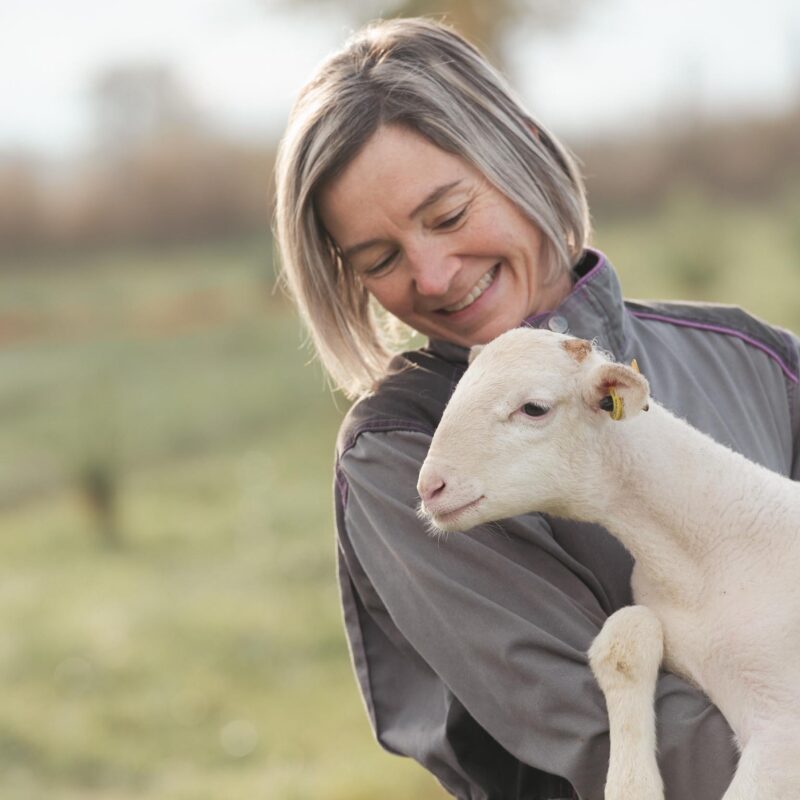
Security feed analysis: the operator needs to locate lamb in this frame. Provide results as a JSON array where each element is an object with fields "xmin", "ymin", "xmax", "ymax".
[{"xmin": 417, "ymin": 327, "xmax": 800, "ymax": 800}]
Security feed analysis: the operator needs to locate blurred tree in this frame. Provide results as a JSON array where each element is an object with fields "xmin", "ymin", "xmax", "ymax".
[
  {"xmin": 78, "ymin": 457, "xmax": 121, "ymax": 548},
  {"xmin": 71, "ymin": 376, "xmax": 124, "ymax": 549},
  {"xmin": 91, "ymin": 64, "xmax": 203, "ymax": 156},
  {"xmin": 0, "ymin": 157, "xmax": 48, "ymax": 253},
  {"xmin": 270, "ymin": 0, "xmax": 588, "ymax": 71},
  {"xmin": 72, "ymin": 62, "xmax": 274, "ymax": 248}
]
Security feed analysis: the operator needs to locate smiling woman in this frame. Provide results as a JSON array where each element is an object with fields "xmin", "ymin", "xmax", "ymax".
[
  {"xmin": 275, "ymin": 17, "xmax": 587, "ymax": 399},
  {"xmin": 274, "ymin": 16, "xmax": 800, "ymax": 800}
]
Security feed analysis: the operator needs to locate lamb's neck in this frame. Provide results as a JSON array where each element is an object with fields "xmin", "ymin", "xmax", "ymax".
[{"xmin": 565, "ymin": 403, "xmax": 774, "ymax": 574}]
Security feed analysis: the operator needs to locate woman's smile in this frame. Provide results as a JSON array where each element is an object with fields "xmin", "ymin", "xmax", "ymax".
[{"xmin": 438, "ymin": 263, "xmax": 499, "ymax": 314}]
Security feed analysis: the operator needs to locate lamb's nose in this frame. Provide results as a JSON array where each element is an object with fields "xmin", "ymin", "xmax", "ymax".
[{"xmin": 418, "ymin": 471, "xmax": 447, "ymax": 505}]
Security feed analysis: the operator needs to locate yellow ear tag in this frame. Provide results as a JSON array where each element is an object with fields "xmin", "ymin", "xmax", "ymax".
[
  {"xmin": 609, "ymin": 387, "xmax": 625, "ymax": 421},
  {"xmin": 630, "ymin": 358, "xmax": 640, "ymax": 373}
]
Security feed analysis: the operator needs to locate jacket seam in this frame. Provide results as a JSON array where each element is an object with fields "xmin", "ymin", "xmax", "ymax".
[
  {"xmin": 340, "ymin": 419, "xmax": 435, "ymax": 460},
  {"xmin": 337, "ymin": 423, "xmax": 436, "ymax": 510},
  {"xmin": 779, "ymin": 329, "xmax": 800, "ymax": 466},
  {"xmin": 629, "ymin": 309, "xmax": 800, "ymax": 384},
  {"xmin": 335, "ymin": 541, "xmax": 380, "ymax": 734}
]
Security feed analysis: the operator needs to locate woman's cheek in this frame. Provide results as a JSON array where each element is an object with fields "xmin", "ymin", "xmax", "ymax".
[{"xmin": 370, "ymin": 276, "xmax": 411, "ymax": 315}]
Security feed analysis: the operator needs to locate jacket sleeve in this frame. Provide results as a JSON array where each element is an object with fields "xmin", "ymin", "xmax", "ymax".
[
  {"xmin": 786, "ymin": 330, "xmax": 800, "ymax": 481},
  {"xmin": 338, "ymin": 429, "xmax": 738, "ymax": 800}
]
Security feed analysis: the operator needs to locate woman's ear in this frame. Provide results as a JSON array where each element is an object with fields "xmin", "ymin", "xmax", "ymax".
[{"xmin": 582, "ymin": 362, "xmax": 650, "ymax": 420}]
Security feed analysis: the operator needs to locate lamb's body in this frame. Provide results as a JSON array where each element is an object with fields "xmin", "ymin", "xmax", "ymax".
[
  {"xmin": 417, "ymin": 328, "xmax": 800, "ymax": 800},
  {"xmin": 579, "ymin": 401, "xmax": 800, "ymax": 744}
]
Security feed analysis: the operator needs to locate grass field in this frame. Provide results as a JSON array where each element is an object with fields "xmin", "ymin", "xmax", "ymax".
[
  {"xmin": 0, "ymin": 192, "xmax": 797, "ymax": 799},
  {"xmin": 0, "ymin": 239, "xmax": 447, "ymax": 799}
]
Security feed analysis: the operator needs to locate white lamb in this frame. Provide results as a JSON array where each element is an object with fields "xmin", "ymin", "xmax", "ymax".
[{"xmin": 417, "ymin": 327, "xmax": 800, "ymax": 800}]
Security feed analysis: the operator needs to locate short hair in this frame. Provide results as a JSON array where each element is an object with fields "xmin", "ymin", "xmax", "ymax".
[{"xmin": 274, "ymin": 17, "xmax": 589, "ymax": 398}]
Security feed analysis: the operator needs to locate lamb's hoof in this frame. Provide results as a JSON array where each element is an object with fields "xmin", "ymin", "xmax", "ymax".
[{"xmin": 589, "ymin": 606, "xmax": 663, "ymax": 694}]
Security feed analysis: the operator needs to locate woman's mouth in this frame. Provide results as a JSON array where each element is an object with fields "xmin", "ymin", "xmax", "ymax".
[{"xmin": 440, "ymin": 264, "xmax": 499, "ymax": 314}]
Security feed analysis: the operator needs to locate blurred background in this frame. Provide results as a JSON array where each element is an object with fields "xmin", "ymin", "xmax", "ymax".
[{"xmin": 1, "ymin": 0, "xmax": 799, "ymax": 797}]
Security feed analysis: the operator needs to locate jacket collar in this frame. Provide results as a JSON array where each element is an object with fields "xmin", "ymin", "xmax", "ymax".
[{"xmin": 428, "ymin": 249, "xmax": 630, "ymax": 363}]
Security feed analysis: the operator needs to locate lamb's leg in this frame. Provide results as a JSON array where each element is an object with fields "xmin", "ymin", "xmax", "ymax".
[
  {"xmin": 721, "ymin": 731, "xmax": 800, "ymax": 800},
  {"xmin": 719, "ymin": 743, "xmax": 761, "ymax": 800},
  {"xmin": 588, "ymin": 605, "xmax": 664, "ymax": 800}
]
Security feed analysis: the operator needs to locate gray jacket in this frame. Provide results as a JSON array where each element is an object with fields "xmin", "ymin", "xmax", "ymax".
[{"xmin": 334, "ymin": 250, "xmax": 800, "ymax": 800}]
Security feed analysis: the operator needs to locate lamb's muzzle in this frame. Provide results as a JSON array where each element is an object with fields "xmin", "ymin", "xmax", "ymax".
[
  {"xmin": 417, "ymin": 462, "xmax": 485, "ymax": 529},
  {"xmin": 416, "ymin": 470, "xmax": 445, "ymax": 506}
]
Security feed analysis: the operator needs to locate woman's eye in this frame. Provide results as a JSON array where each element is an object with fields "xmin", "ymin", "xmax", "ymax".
[
  {"xmin": 435, "ymin": 207, "xmax": 467, "ymax": 230},
  {"xmin": 365, "ymin": 251, "xmax": 397, "ymax": 276},
  {"xmin": 521, "ymin": 402, "xmax": 549, "ymax": 418}
]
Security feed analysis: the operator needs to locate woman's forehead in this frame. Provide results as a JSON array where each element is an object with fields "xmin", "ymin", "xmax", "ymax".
[{"xmin": 318, "ymin": 125, "xmax": 478, "ymax": 239}]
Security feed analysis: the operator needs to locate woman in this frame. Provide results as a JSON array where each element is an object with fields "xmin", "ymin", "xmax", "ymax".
[{"xmin": 275, "ymin": 17, "xmax": 800, "ymax": 800}]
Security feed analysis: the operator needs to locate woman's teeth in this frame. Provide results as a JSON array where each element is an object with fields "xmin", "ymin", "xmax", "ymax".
[{"xmin": 443, "ymin": 265, "xmax": 498, "ymax": 313}]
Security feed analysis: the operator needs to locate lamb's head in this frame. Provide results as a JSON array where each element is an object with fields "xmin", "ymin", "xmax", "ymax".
[{"xmin": 417, "ymin": 328, "xmax": 650, "ymax": 532}]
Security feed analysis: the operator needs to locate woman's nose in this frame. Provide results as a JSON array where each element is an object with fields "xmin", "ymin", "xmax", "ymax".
[{"xmin": 408, "ymin": 247, "xmax": 460, "ymax": 297}]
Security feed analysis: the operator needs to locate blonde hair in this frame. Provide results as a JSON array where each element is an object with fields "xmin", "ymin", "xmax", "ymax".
[{"xmin": 274, "ymin": 17, "xmax": 589, "ymax": 398}]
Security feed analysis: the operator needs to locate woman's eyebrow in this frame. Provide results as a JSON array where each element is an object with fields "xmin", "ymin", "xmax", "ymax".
[
  {"xmin": 341, "ymin": 179, "xmax": 464, "ymax": 261},
  {"xmin": 408, "ymin": 180, "xmax": 463, "ymax": 219},
  {"xmin": 342, "ymin": 237, "xmax": 386, "ymax": 261}
]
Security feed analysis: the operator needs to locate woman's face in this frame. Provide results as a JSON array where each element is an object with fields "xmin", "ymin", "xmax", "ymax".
[{"xmin": 318, "ymin": 125, "xmax": 572, "ymax": 347}]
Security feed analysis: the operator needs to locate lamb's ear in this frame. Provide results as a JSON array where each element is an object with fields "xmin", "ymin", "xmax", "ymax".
[
  {"xmin": 582, "ymin": 362, "xmax": 650, "ymax": 420},
  {"xmin": 468, "ymin": 344, "xmax": 485, "ymax": 365}
]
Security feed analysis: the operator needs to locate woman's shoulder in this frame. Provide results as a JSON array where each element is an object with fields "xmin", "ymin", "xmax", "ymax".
[
  {"xmin": 626, "ymin": 297, "xmax": 799, "ymax": 384},
  {"xmin": 336, "ymin": 343, "xmax": 467, "ymax": 458}
]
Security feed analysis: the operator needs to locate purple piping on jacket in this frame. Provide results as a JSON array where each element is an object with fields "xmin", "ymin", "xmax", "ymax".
[
  {"xmin": 521, "ymin": 248, "xmax": 608, "ymax": 328},
  {"xmin": 630, "ymin": 310, "xmax": 799, "ymax": 384},
  {"xmin": 572, "ymin": 248, "xmax": 608, "ymax": 293}
]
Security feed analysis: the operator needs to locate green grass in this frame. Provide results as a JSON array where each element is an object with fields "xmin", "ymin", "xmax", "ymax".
[
  {"xmin": 0, "ymin": 191, "xmax": 797, "ymax": 798},
  {"xmin": 594, "ymin": 187, "xmax": 800, "ymax": 331},
  {"xmin": 0, "ymin": 458, "xmax": 442, "ymax": 799},
  {"xmin": 0, "ymin": 238, "xmax": 447, "ymax": 799}
]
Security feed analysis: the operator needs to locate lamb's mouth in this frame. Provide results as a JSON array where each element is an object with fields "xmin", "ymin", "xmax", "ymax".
[
  {"xmin": 430, "ymin": 495, "xmax": 486, "ymax": 529},
  {"xmin": 440, "ymin": 264, "xmax": 499, "ymax": 314}
]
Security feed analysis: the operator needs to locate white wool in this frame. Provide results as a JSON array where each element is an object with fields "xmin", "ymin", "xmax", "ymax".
[{"xmin": 418, "ymin": 327, "xmax": 800, "ymax": 800}]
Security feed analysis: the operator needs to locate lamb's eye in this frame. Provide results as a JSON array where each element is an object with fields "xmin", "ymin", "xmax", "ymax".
[{"xmin": 521, "ymin": 402, "xmax": 549, "ymax": 418}]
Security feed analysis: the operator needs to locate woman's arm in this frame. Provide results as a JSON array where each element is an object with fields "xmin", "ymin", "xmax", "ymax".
[
  {"xmin": 338, "ymin": 429, "xmax": 738, "ymax": 800},
  {"xmin": 787, "ymin": 331, "xmax": 800, "ymax": 480}
]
